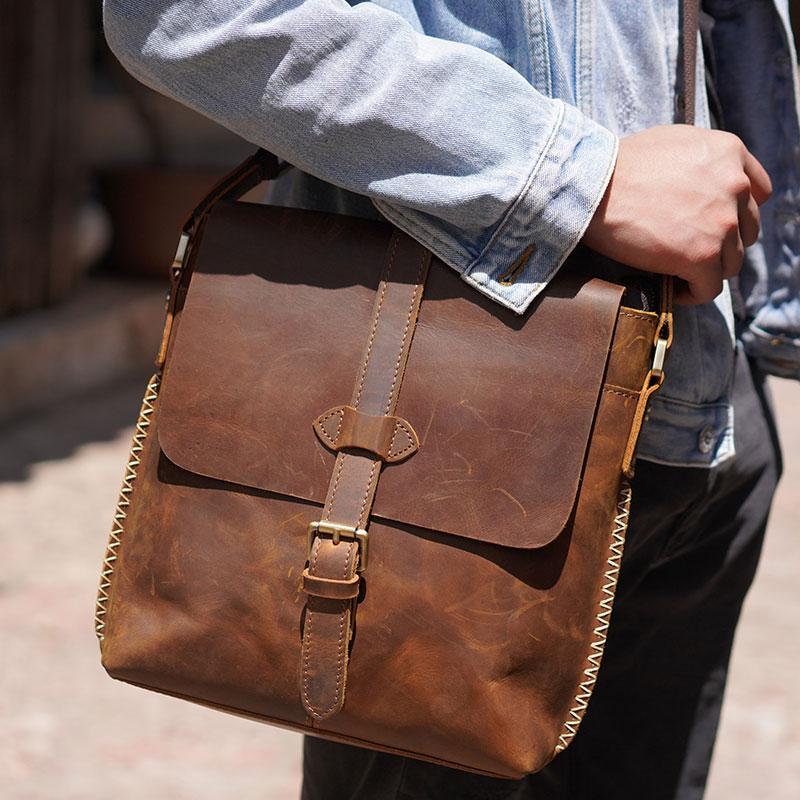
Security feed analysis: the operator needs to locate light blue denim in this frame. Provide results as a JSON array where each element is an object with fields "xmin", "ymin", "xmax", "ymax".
[{"xmin": 103, "ymin": 0, "xmax": 800, "ymax": 468}]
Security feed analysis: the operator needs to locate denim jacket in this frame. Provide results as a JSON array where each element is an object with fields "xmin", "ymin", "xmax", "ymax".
[{"xmin": 104, "ymin": 0, "xmax": 800, "ymax": 468}]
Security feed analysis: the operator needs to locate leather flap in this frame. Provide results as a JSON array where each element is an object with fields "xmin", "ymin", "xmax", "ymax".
[{"xmin": 157, "ymin": 202, "xmax": 624, "ymax": 549}]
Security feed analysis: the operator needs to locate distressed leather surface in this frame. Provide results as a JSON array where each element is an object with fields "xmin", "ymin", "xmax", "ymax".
[
  {"xmin": 157, "ymin": 202, "xmax": 624, "ymax": 550},
  {"xmin": 100, "ymin": 202, "xmax": 657, "ymax": 778},
  {"xmin": 95, "ymin": 0, "xmax": 702, "ymax": 769}
]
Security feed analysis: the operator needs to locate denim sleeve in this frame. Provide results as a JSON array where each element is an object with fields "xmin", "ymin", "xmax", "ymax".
[{"xmin": 103, "ymin": 0, "xmax": 618, "ymax": 314}]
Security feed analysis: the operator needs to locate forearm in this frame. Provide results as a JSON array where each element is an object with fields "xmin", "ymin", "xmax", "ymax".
[{"xmin": 103, "ymin": 0, "xmax": 617, "ymax": 313}]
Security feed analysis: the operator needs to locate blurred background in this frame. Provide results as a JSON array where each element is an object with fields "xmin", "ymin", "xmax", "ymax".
[{"xmin": 1, "ymin": 2, "xmax": 798, "ymax": 798}]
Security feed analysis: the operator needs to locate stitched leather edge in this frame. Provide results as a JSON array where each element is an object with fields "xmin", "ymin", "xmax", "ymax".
[
  {"xmin": 602, "ymin": 384, "xmax": 639, "ymax": 399},
  {"xmin": 352, "ymin": 236, "xmax": 398, "ymax": 409},
  {"xmin": 382, "ymin": 253, "xmax": 426, "ymax": 416},
  {"xmin": 313, "ymin": 406, "xmax": 420, "ymax": 462},
  {"xmin": 386, "ymin": 420, "xmax": 418, "ymax": 460},
  {"xmin": 301, "ymin": 539, "xmax": 357, "ymax": 720},
  {"xmin": 316, "ymin": 408, "xmax": 345, "ymax": 447},
  {"xmin": 94, "ymin": 373, "xmax": 160, "ymax": 642},
  {"xmin": 619, "ymin": 309, "xmax": 657, "ymax": 323},
  {"xmin": 552, "ymin": 480, "xmax": 631, "ymax": 755}
]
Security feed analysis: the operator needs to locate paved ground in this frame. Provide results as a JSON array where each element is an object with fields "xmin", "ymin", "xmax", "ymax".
[{"xmin": 1, "ymin": 373, "xmax": 798, "ymax": 799}]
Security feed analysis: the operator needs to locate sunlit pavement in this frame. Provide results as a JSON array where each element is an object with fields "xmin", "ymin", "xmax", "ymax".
[{"xmin": 1, "ymin": 374, "xmax": 798, "ymax": 799}]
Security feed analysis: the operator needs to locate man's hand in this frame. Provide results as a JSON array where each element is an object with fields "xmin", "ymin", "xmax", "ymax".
[{"xmin": 583, "ymin": 125, "xmax": 773, "ymax": 304}]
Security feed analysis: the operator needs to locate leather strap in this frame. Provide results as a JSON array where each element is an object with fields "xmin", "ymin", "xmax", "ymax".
[
  {"xmin": 680, "ymin": 0, "xmax": 699, "ymax": 127},
  {"xmin": 155, "ymin": 149, "xmax": 288, "ymax": 369},
  {"xmin": 313, "ymin": 405, "xmax": 419, "ymax": 463},
  {"xmin": 300, "ymin": 231, "xmax": 431, "ymax": 721},
  {"xmin": 182, "ymin": 149, "xmax": 285, "ymax": 235},
  {"xmin": 302, "ymin": 570, "xmax": 361, "ymax": 600}
]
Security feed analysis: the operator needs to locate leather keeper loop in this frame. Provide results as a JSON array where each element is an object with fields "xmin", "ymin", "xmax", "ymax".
[
  {"xmin": 301, "ymin": 568, "xmax": 361, "ymax": 600},
  {"xmin": 313, "ymin": 405, "xmax": 419, "ymax": 463}
]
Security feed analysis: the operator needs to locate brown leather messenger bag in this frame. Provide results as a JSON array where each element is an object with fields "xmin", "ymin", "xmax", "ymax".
[{"xmin": 95, "ymin": 1, "xmax": 698, "ymax": 778}]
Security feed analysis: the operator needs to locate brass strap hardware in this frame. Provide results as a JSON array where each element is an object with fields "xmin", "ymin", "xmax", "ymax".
[
  {"xmin": 171, "ymin": 231, "xmax": 191, "ymax": 280},
  {"xmin": 155, "ymin": 230, "xmax": 193, "ymax": 370},
  {"xmin": 651, "ymin": 274, "xmax": 673, "ymax": 382},
  {"xmin": 651, "ymin": 274, "xmax": 673, "ymax": 381},
  {"xmin": 651, "ymin": 334, "xmax": 668, "ymax": 379},
  {"xmin": 307, "ymin": 521, "xmax": 369, "ymax": 573}
]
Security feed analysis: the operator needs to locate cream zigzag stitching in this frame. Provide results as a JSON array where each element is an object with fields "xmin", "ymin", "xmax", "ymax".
[
  {"xmin": 554, "ymin": 481, "xmax": 632, "ymax": 754},
  {"xmin": 94, "ymin": 373, "xmax": 160, "ymax": 641}
]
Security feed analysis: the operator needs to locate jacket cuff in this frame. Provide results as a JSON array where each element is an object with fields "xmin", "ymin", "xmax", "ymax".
[
  {"xmin": 741, "ymin": 321, "xmax": 800, "ymax": 380},
  {"xmin": 373, "ymin": 100, "xmax": 618, "ymax": 315}
]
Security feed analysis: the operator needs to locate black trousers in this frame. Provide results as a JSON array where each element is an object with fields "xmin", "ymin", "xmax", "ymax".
[{"xmin": 301, "ymin": 345, "xmax": 782, "ymax": 800}]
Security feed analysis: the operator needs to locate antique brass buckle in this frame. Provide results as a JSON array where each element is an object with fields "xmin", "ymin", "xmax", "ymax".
[{"xmin": 307, "ymin": 521, "xmax": 369, "ymax": 572}]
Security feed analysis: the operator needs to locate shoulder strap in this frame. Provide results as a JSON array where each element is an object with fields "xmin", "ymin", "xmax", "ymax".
[{"xmin": 680, "ymin": 0, "xmax": 700, "ymax": 126}]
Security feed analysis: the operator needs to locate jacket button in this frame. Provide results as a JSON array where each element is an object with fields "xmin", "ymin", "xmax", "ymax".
[{"xmin": 697, "ymin": 425, "xmax": 716, "ymax": 455}]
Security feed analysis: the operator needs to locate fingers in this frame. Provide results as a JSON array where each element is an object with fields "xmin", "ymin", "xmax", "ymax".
[
  {"xmin": 678, "ymin": 217, "xmax": 742, "ymax": 305},
  {"xmin": 742, "ymin": 150, "xmax": 773, "ymax": 205},
  {"xmin": 721, "ymin": 224, "xmax": 744, "ymax": 280},
  {"xmin": 678, "ymin": 150, "xmax": 760, "ymax": 305},
  {"xmin": 738, "ymin": 190, "xmax": 761, "ymax": 248},
  {"xmin": 673, "ymin": 278, "xmax": 694, "ymax": 305},
  {"xmin": 676, "ymin": 262, "xmax": 724, "ymax": 305}
]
